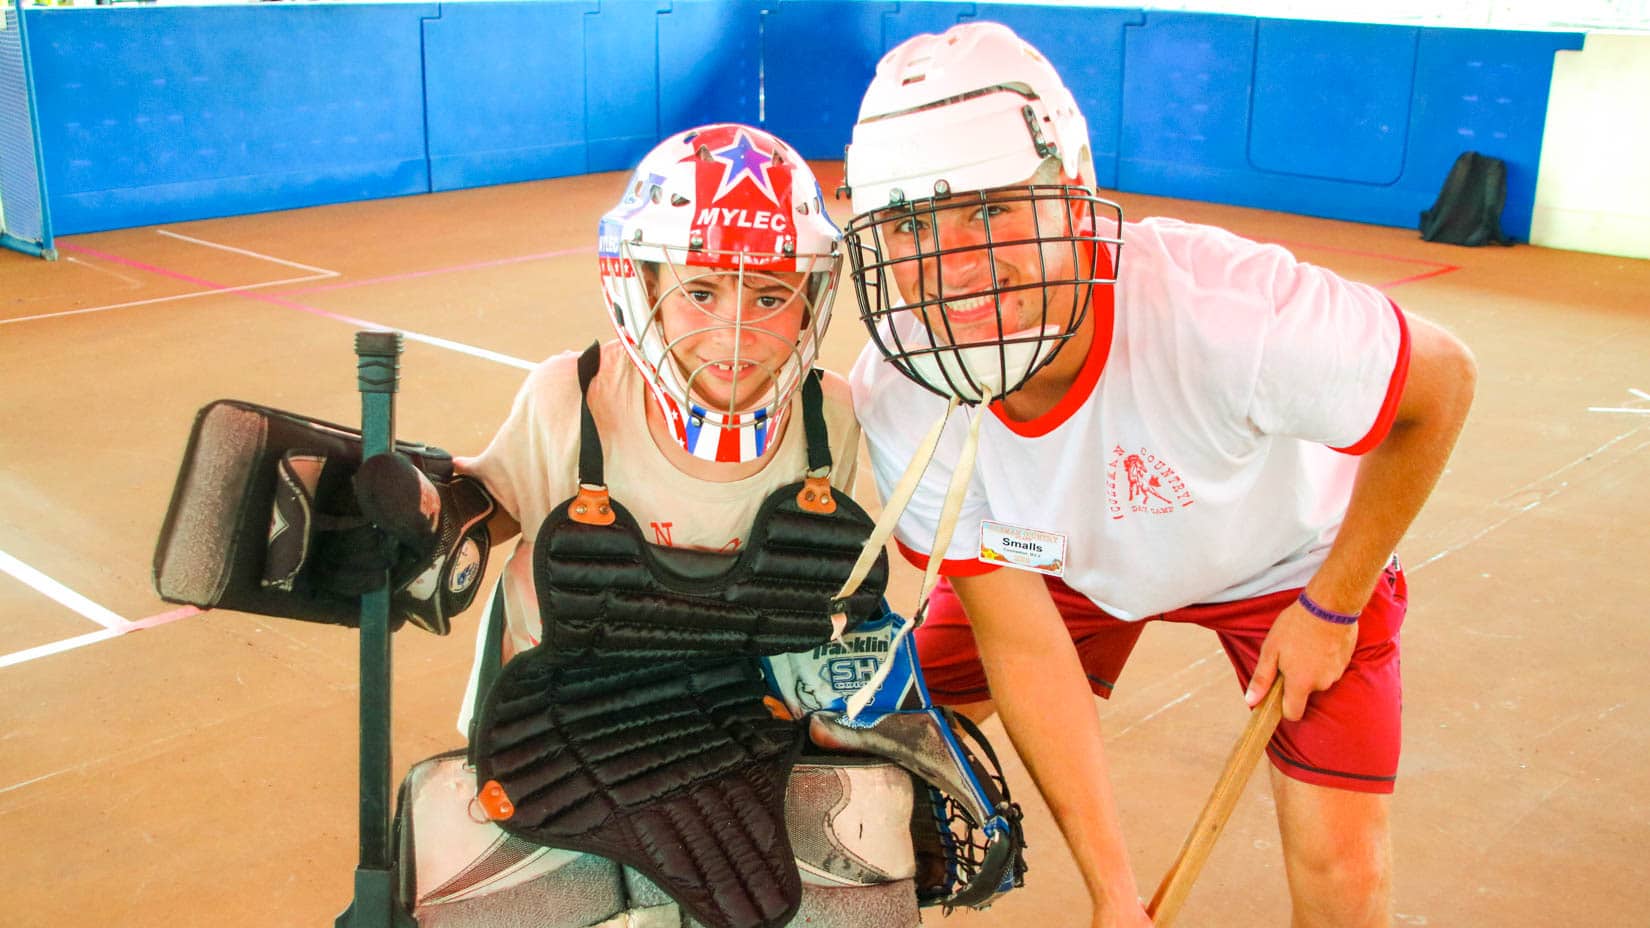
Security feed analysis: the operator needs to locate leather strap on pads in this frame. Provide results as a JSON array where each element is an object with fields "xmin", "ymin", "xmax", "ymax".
[
  {"xmin": 153, "ymin": 399, "xmax": 463, "ymax": 629},
  {"xmin": 472, "ymin": 655, "xmax": 805, "ymax": 928}
]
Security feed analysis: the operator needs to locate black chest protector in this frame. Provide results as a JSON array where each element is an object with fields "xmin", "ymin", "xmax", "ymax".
[{"xmin": 471, "ymin": 343, "xmax": 889, "ymax": 928}]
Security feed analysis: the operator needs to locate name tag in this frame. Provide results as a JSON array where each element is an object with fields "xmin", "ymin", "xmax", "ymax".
[{"xmin": 978, "ymin": 520, "xmax": 1067, "ymax": 577}]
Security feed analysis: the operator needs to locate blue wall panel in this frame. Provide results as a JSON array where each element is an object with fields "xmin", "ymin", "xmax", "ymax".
[
  {"xmin": 1119, "ymin": 13, "xmax": 1260, "ymax": 194},
  {"xmin": 28, "ymin": 6, "xmax": 435, "ymax": 235},
  {"xmin": 763, "ymin": 0, "xmax": 895, "ymax": 162},
  {"xmin": 1249, "ymin": 20, "xmax": 1415, "ymax": 185},
  {"xmin": 1406, "ymin": 27, "xmax": 1580, "ymax": 242},
  {"xmin": 586, "ymin": 0, "xmax": 669, "ymax": 174},
  {"xmin": 15, "ymin": 3, "xmax": 1581, "ymax": 238},
  {"xmin": 1119, "ymin": 14, "xmax": 1579, "ymax": 237},
  {"xmin": 423, "ymin": 1, "xmax": 597, "ymax": 192},
  {"xmin": 657, "ymin": 0, "xmax": 762, "ymax": 148}
]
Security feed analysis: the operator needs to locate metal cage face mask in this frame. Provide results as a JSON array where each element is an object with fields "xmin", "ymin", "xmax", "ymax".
[
  {"xmin": 620, "ymin": 245, "xmax": 838, "ymax": 461},
  {"xmin": 844, "ymin": 184, "xmax": 1122, "ymax": 404}
]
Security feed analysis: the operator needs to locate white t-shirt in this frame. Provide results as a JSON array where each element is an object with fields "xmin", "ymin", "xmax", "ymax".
[
  {"xmin": 851, "ymin": 217, "xmax": 1409, "ymax": 620},
  {"xmin": 456, "ymin": 340, "xmax": 861, "ymax": 730}
]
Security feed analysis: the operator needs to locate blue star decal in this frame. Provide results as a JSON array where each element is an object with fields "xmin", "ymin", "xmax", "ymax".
[{"xmin": 711, "ymin": 132, "xmax": 778, "ymax": 204}]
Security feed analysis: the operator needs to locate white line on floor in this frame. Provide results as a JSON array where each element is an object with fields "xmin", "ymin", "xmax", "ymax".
[
  {"xmin": 0, "ymin": 628, "xmax": 125, "ymax": 671},
  {"xmin": 0, "ymin": 271, "xmax": 338, "ymax": 325},
  {"xmin": 157, "ymin": 229, "xmax": 342, "ymax": 277},
  {"xmin": 0, "ymin": 548, "xmax": 130, "ymax": 631}
]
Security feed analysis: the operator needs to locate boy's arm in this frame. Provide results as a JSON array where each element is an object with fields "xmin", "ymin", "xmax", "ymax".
[{"xmin": 951, "ymin": 566, "xmax": 1151, "ymax": 927}]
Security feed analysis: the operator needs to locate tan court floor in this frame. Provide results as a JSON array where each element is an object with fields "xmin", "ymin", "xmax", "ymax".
[{"xmin": 2, "ymin": 165, "xmax": 1648, "ymax": 928}]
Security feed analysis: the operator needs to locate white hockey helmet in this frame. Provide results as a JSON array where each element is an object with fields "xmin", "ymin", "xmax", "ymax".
[
  {"xmin": 845, "ymin": 20, "xmax": 1094, "ymax": 213},
  {"xmin": 841, "ymin": 22, "xmax": 1122, "ymax": 404},
  {"xmin": 599, "ymin": 124, "xmax": 842, "ymax": 462}
]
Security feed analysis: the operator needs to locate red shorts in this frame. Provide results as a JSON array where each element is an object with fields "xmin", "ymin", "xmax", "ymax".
[{"xmin": 916, "ymin": 563, "xmax": 1409, "ymax": 794}]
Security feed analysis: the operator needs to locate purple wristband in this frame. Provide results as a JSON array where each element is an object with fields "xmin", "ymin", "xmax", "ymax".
[{"xmin": 1297, "ymin": 591, "xmax": 1360, "ymax": 625}]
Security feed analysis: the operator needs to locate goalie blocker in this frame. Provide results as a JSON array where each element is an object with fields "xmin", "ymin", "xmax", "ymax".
[{"xmin": 153, "ymin": 399, "xmax": 495, "ymax": 634}]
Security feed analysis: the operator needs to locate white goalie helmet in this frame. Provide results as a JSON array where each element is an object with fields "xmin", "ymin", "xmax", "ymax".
[
  {"xmin": 842, "ymin": 22, "xmax": 1123, "ymax": 404},
  {"xmin": 599, "ymin": 124, "xmax": 843, "ymax": 463}
]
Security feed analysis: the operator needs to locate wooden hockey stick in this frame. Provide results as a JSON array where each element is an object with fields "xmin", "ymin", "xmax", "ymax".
[{"xmin": 1146, "ymin": 679, "xmax": 1285, "ymax": 927}]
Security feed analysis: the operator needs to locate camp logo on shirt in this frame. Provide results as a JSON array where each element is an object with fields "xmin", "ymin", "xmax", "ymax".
[{"xmin": 1106, "ymin": 445, "xmax": 1194, "ymax": 519}]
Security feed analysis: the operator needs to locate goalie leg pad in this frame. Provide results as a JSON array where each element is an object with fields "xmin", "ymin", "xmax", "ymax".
[
  {"xmin": 786, "ymin": 758, "xmax": 915, "ymax": 887},
  {"xmin": 394, "ymin": 750, "xmax": 627, "ymax": 926}
]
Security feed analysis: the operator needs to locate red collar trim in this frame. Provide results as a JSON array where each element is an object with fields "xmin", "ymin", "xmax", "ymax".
[{"xmin": 989, "ymin": 280, "xmax": 1115, "ymax": 438}]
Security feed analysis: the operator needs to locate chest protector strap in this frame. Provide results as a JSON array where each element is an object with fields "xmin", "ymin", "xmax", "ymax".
[
  {"xmin": 533, "ymin": 343, "xmax": 887, "ymax": 663},
  {"xmin": 470, "ymin": 342, "xmax": 889, "ymax": 928}
]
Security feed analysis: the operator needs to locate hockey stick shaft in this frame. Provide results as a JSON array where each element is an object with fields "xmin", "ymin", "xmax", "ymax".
[
  {"xmin": 336, "ymin": 331, "xmax": 416, "ymax": 928},
  {"xmin": 1146, "ymin": 679, "xmax": 1284, "ymax": 927}
]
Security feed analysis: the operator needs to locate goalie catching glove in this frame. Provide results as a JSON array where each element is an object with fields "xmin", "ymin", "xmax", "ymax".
[
  {"xmin": 153, "ymin": 399, "xmax": 495, "ymax": 634},
  {"xmin": 762, "ymin": 603, "xmax": 1027, "ymax": 911}
]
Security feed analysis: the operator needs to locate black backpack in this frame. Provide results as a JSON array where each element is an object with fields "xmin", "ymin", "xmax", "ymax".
[{"xmin": 1420, "ymin": 151, "xmax": 1515, "ymax": 246}]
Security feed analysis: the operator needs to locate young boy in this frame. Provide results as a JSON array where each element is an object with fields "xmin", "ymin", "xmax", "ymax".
[
  {"xmin": 384, "ymin": 124, "xmax": 923, "ymax": 928},
  {"xmin": 451, "ymin": 123, "xmax": 858, "ymax": 727}
]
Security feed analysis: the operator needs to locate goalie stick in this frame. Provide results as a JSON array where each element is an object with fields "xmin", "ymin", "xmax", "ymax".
[{"xmin": 334, "ymin": 331, "xmax": 418, "ymax": 928}]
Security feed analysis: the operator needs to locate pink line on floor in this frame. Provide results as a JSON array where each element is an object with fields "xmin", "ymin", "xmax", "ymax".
[
  {"xmin": 59, "ymin": 242, "xmax": 229, "ymax": 289},
  {"xmin": 127, "ymin": 606, "xmax": 204, "ymax": 631},
  {"xmin": 1254, "ymin": 237, "xmax": 1462, "ymax": 291},
  {"xmin": 1376, "ymin": 265, "xmax": 1463, "ymax": 290},
  {"xmin": 62, "ymin": 240, "xmax": 536, "ymax": 369},
  {"xmin": 61, "ymin": 241, "xmax": 395, "ymax": 330},
  {"xmin": 287, "ymin": 246, "xmax": 594, "ymax": 294}
]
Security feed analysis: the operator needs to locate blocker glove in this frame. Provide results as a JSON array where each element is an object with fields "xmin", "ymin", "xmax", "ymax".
[
  {"xmin": 331, "ymin": 452, "xmax": 497, "ymax": 635},
  {"xmin": 153, "ymin": 399, "xmax": 495, "ymax": 634}
]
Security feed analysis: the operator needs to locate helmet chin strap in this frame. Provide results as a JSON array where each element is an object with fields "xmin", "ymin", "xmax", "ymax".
[
  {"xmin": 902, "ymin": 326, "xmax": 1065, "ymax": 403},
  {"xmin": 827, "ymin": 390, "xmax": 989, "ymax": 721}
]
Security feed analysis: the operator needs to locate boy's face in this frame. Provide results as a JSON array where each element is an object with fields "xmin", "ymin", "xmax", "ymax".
[{"xmin": 648, "ymin": 264, "xmax": 812, "ymax": 415}]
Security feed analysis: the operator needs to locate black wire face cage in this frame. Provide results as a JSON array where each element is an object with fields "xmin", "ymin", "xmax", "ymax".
[{"xmin": 843, "ymin": 184, "xmax": 1123, "ymax": 404}]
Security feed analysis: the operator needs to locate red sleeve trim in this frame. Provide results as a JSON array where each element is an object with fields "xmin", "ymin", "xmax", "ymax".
[
  {"xmin": 894, "ymin": 538, "xmax": 1001, "ymax": 577},
  {"xmin": 1333, "ymin": 299, "xmax": 1411, "ymax": 456}
]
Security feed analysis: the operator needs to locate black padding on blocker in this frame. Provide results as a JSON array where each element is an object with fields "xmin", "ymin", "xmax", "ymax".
[
  {"xmin": 152, "ymin": 399, "xmax": 454, "ymax": 626},
  {"xmin": 531, "ymin": 488, "xmax": 887, "ymax": 664},
  {"xmin": 473, "ymin": 656, "xmax": 804, "ymax": 928}
]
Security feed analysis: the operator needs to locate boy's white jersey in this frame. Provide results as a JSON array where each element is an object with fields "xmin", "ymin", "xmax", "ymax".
[
  {"xmin": 456, "ymin": 340, "xmax": 860, "ymax": 731},
  {"xmin": 851, "ymin": 217, "xmax": 1409, "ymax": 620}
]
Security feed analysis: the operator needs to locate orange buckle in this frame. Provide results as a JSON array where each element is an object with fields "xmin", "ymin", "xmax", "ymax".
[
  {"xmin": 570, "ymin": 484, "xmax": 615, "ymax": 525},
  {"xmin": 796, "ymin": 475, "xmax": 836, "ymax": 514},
  {"xmin": 763, "ymin": 695, "xmax": 795, "ymax": 720},
  {"xmin": 477, "ymin": 779, "xmax": 516, "ymax": 821}
]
